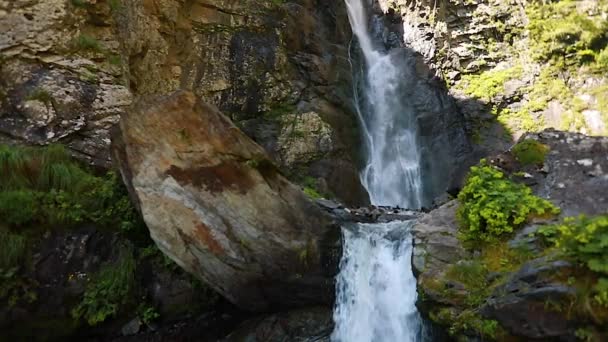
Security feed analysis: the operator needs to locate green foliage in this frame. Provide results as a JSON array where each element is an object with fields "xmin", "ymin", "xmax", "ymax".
[
  {"xmin": 449, "ymin": 310, "xmax": 500, "ymax": 339},
  {"xmin": 137, "ymin": 303, "xmax": 160, "ymax": 325},
  {"xmin": 70, "ymin": 0, "xmax": 88, "ymax": 7},
  {"xmin": 458, "ymin": 66, "xmax": 522, "ymax": 102},
  {"xmin": 300, "ymin": 176, "xmax": 323, "ymax": 199},
  {"xmin": 538, "ymin": 215, "xmax": 608, "ymax": 307},
  {"xmin": 0, "ymin": 191, "xmax": 38, "ymax": 226},
  {"xmin": 108, "ymin": 0, "xmax": 122, "ymax": 12},
  {"xmin": 527, "ymin": 0, "xmax": 608, "ymax": 71},
  {"xmin": 512, "ymin": 139, "xmax": 549, "ymax": 166},
  {"xmin": 457, "ymin": 161, "xmax": 559, "ymax": 242},
  {"xmin": 0, "ymin": 144, "xmax": 143, "ymax": 232},
  {"xmin": 72, "ymin": 244, "xmax": 136, "ymax": 325},
  {"xmin": 0, "ymin": 228, "xmax": 36, "ymax": 308},
  {"xmin": 25, "ymin": 88, "xmax": 53, "ymax": 105},
  {"xmin": 432, "ymin": 307, "xmax": 501, "ymax": 339},
  {"xmin": 0, "ymin": 228, "xmax": 27, "ymax": 272},
  {"xmin": 446, "ymin": 260, "xmax": 490, "ymax": 307},
  {"xmin": 74, "ymin": 34, "xmax": 102, "ymax": 52}
]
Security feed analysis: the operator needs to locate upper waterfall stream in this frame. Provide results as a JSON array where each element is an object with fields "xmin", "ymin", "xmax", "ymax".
[{"xmin": 332, "ymin": 0, "xmax": 426, "ymax": 341}]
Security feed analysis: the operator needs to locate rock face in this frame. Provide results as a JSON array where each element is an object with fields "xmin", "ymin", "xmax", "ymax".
[
  {"xmin": 375, "ymin": 0, "xmax": 608, "ymax": 150},
  {"xmin": 0, "ymin": 0, "xmax": 131, "ymax": 166},
  {"xmin": 413, "ymin": 129, "xmax": 608, "ymax": 340},
  {"xmin": 0, "ymin": 0, "xmax": 369, "ymax": 205},
  {"xmin": 112, "ymin": 91, "xmax": 339, "ymax": 311}
]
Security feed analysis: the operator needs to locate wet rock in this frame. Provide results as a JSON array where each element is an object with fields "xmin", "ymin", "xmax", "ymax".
[
  {"xmin": 481, "ymin": 258, "xmax": 577, "ymax": 340},
  {"xmin": 121, "ymin": 318, "xmax": 142, "ymax": 336},
  {"xmin": 112, "ymin": 91, "xmax": 337, "ymax": 312},
  {"xmin": 412, "ymin": 201, "xmax": 468, "ymax": 276},
  {"xmin": 222, "ymin": 307, "xmax": 333, "ymax": 342}
]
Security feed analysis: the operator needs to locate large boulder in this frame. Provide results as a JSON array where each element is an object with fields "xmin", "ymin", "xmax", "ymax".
[{"xmin": 112, "ymin": 91, "xmax": 340, "ymax": 311}]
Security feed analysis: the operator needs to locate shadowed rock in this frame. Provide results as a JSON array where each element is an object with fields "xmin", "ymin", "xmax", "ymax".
[{"xmin": 112, "ymin": 91, "xmax": 338, "ymax": 312}]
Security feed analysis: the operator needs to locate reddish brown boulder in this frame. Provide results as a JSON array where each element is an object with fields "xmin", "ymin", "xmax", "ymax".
[{"xmin": 112, "ymin": 91, "xmax": 338, "ymax": 311}]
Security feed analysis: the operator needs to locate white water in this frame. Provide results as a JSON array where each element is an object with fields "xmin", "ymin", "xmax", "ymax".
[
  {"xmin": 332, "ymin": 222, "xmax": 423, "ymax": 342},
  {"xmin": 332, "ymin": 0, "xmax": 425, "ymax": 341},
  {"xmin": 345, "ymin": 0, "xmax": 423, "ymax": 210}
]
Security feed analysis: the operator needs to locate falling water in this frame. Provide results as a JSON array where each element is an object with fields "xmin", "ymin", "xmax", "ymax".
[
  {"xmin": 332, "ymin": 0, "xmax": 426, "ymax": 341},
  {"xmin": 346, "ymin": 0, "xmax": 423, "ymax": 210}
]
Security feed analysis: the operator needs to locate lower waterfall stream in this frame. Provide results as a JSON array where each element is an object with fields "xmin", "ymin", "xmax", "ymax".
[{"xmin": 332, "ymin": 0, "xmax": 427, "ymax": 341}]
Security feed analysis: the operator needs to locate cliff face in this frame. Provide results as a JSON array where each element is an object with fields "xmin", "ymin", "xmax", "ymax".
[
  {"xmin": 0, "ymin": 0, "xmax": 369, "ymax": 206},
  {"xmin": 0, "ymin": 0, "xmax": 130, "ymax": 166},
  {"xmin": 376, "ymin": 0, "xmax": 608, "ymax": 152}
]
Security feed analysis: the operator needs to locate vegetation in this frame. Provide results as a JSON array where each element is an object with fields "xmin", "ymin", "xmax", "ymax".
[
  {"xmin": 71, "ymin": 244, "xmax": 136, "ymax": 325},
  {"xmin": 458, "ymin": 66, "xmax": 522, "ymax": 102},
  {"xmin": 74, "ymin": 34, "xmax": 102, "ymax": 52},
  {"xmin": 538, "ymin": 215, "xmax": 608, "ymax": 307},
  {"xmin": 511, "ymin": 139, "xmax": 549, "ymax": 166},
  {"xmin": 457, "ymin": 161, "xmax": 559, "ymax": 243},
  {"xmin": 527, "ymin": 0, "xmax": 608, "ymax": 72},
  {"xmin": 0, "ymin": 144, "xmax": 142, "ymax": 231}
]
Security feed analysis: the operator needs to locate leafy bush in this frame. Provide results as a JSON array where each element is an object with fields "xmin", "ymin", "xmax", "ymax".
[
  {"xmin": 0, "ymin": 144, "xmax": 142, "ymax": 232},
  {"xmin": 457, "ymin": 161, "xmax": 559, "ymax": 242},
  {"xmin": 538, "ymin": 215, "xmax": 608, "ymax": 307},
  {"xmin": 511, "ymin": 139, "xmax": 549, "ymax": 166},
  {"xmin": 72, "ymin": 244, "xmax": 136, "ymax": 325}
]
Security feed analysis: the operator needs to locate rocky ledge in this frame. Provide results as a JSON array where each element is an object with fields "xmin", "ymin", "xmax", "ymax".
[{"xmin": 413, "ymin": 129, "xmax": 608, "ymax": 340}]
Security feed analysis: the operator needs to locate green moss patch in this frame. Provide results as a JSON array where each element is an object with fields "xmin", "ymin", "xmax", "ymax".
[{"xmin": 512, "ymin": 139, "xmax": 549, "ymax": 166}]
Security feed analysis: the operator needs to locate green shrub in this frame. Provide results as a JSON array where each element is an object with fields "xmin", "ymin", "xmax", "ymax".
[
  {"xmin": 511, "ymin": 139, "xmax": 549, "ymax": 166},
  {"xmin": 538, "ymin": 215, "xmax": 608, "ymax": 307},
  {"xmin": 457, "ymin": 161, "xmax": 559, "ymax": 242},
  {"xmin": 72, "ymin": 244, "xmax": 136, "ymax": 325}
]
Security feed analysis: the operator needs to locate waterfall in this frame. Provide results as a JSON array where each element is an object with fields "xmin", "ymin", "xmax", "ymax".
[
  {"xmin": 346, "ymin": 0, "xmax": 423, "ymax": 210},
  {"xmin": 332, "ymin": 0, "xmax": 426, "ymax": 341}
]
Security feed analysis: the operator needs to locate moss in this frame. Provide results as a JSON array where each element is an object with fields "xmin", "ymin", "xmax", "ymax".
[
  {"xmin": 108, "ymin": 0, "xmax": 122, "ymax": 12},
  {"xmin": 512, "ymin": 139, "xmax": 549, "ymax": 166},
  {"xmin": 26, "ymin": 88, "xmax": 53, "ymax": 105},
  {"xmin": 457, "ymin": 66, "xmax": 523, "ymax": 102},
  {"xmin": 449, "ymin": 310, "xmax": 502, "ymax": 339},
  {"xmin": 74, "ymin": 34, "xmax": 102, "ymax": 52},
  {"xmin": 70, "ymin": 0, "xmax": 88, "ymax": 7},
  {"xmin": 263, "ymin": 103, "xmax": 296, "ymax": 120}
]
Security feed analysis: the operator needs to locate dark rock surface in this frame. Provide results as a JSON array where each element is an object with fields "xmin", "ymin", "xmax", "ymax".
[{"xmin": 222, "ymin": 307, "xmax": 333, "ymax": 342}]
